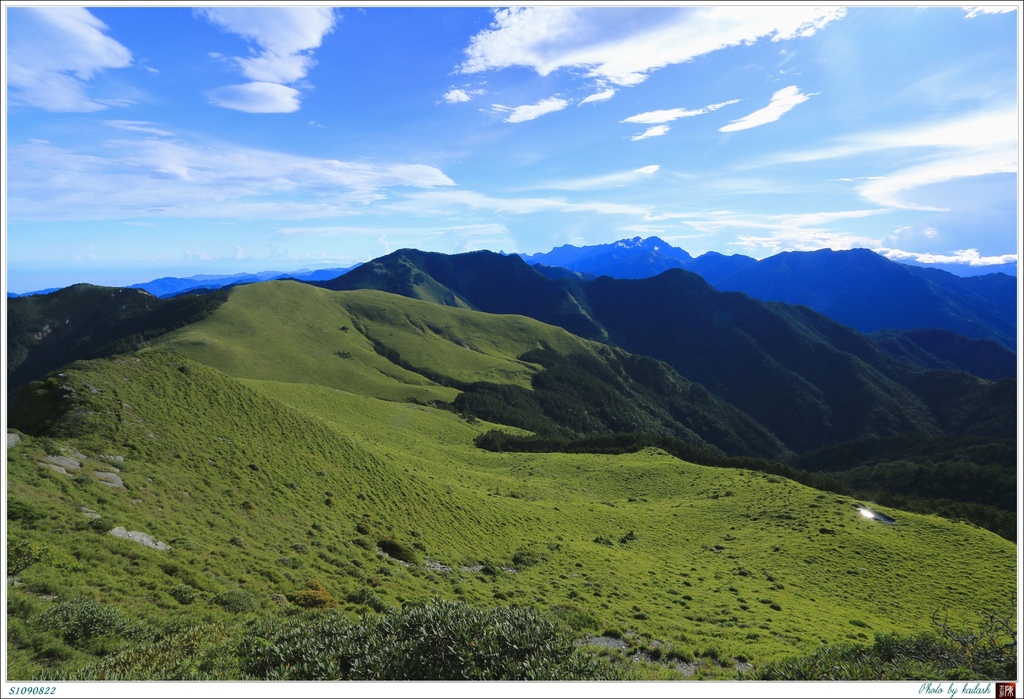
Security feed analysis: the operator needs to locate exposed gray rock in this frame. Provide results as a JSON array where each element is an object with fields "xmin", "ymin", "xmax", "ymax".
[
  {"xmin": 42, "ymin": 463, "xmax": 69, "ymax": 476},
  {"xmin": 109, "ymin": 527, "xmax": 170, "ymax": 550},
  {"xmin": 425, "ymin": 558, "xmax": 452, "ymax": 573},
  {"xmin": 93, "ymin": 471, "xmax": 125, "ymax": 489},
  {"xmin": 6, "ymin": 432, "xmax": 21, "ymax": 450},
  {"xmin": 580, "ymin": 635, "xmax": 629, "ymax": 651},
  {"xmin": 42, "ymin": 455, "xmax": 81, "ymax": 471}
]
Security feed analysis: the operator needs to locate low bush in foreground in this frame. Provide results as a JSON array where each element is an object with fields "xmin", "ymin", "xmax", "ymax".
[
  {"xmin": 42, "ymin": 599, "xmax": 620, "ymax": 681},
  {"xmin": 754, "ymin": 611, "xmax": 1016, "ymax": 680},
  {"xmin": 238, "ymin": 599, "xmax": 619, "ymax": 680}
]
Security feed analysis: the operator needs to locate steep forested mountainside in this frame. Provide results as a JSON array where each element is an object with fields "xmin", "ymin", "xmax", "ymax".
[{"xmin": 320, "ymin": 251, "xmax": 1014, "ymax": 455}]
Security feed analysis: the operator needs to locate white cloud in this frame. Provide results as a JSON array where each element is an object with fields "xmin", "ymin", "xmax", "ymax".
[
  {"xmin": 492, "ymin": 97, "xmax": 569, "ymax": 123},
  {"xmin": 6, "ymin": 7, "xmax": 132, "ymax": 112},
  {"xmin": 278, "ymin": 226, "xmax": 396, "ymax": 237},
  {"xmin": 624, "ymin": 99, "xmax": 739, "ymax": 124},
  {"xmin": 459, "ymin": 6, "xmax": 844, "ymax": 87},
  {"xmin": 719, "ymin": 86, "xmax": 813, "ymax": 132},
  {"xmin": 811, "ymin": 110, "xmax": 1019, "ymax": 210},
  {"xmin": 444, "ymin": 89, "xmax": 472, "ymax": 103},
  {"xmin": 276, "ymin": 223, "xmax": 517, "ymax": 256},
  {"xmin": 879, "ymin": 247, "xmax": 1017, "ymax": 266},
  {"xmin": 531, "ymin": 165, "xmax": 660, "ymax": 190},
  {"xmin": 206, "ymin": 82, "xmax": 302, "ymax": 113},
  {"xmin": 760, "ymin": 109, "xmax": 1019, "ymax": 166},
  {"xmin": 393, "ymin": 189, "xmax": 650, "ymax": 218},
  {"xmin": 7, "ymin": 136, "xmax": 455, "ymax": 223},
  {"xmin": 856, "ymin": 149, "xmax": 1017, "ymax": 210},
  {"xmin": 650, "ymin": 208, "xmax": 890, "ymax": 257},
  {"xmin": 197, "ymin": 7, "xmax": 337, "ymax": 59},
  {"xmin": 104, "ymin": 121, "xmax": 175, "ymax": 137},
  {"xmin": 234, "ymin": 52, "xmax": 315, "ymax": 84},
  {"xmin": 881, "ymin": 225, "xmax": 942, "ymax": 252},
  {"xmin": 197, "ymin": 7, "xmax": 337, "ymax": 113},
  {"xmin": 748, "ymin": 108, "xmax": 1018, "ymax": 214},
  {"xmin": 656, "ymin": 208, "xmax": 886, "ymax": 229},
  {"xmin": 619, "ymin": 225, "xmax": 667, "ymax": 235},
  {"xmin": 579, "ymin": 88, "xmax": 616, "ymax": 105},
  {"xmin": 963, "ymin": 6, "xmax": 1018, "ymax": 19},
  {"xmin": 632, "ymin": 125, "xmax": 670, "ymax": 141}
]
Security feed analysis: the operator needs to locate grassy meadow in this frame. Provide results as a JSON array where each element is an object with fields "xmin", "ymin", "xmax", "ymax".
[{"xmin": 5, "ymin": 282, "xmax": 1017, "ymax": 680}]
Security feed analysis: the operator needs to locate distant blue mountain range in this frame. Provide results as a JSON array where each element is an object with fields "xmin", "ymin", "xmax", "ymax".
[
  {"xmin": 7, "ymin": 238, "xmax": 1016, "ymax": 352},
  {"xmin": 6, "ymin": 267, "xmax": 357, "ymax": 299},
  {"xmin": 521, "ymin": 235, "xmax": 1017, "ymax": 279},
  {"xmin": 523, "ymin": 237, "xmax": 1016, "ymax": 351}
]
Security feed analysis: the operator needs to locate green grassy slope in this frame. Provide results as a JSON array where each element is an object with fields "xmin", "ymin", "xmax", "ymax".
[
  {"xmin": 6, "ymin": 284, "xmax": 228, "ymax": 402},
  {"xmin": 7, "ymin": 350, "xmax": 1016, "ymax": 679},
  {"xmin": 150, "ymin": 282, "xmax": 790, "ymax": 458},
  {"xmin": 152, "ymin": 281, "xmax": 589, "ymax": 403}
]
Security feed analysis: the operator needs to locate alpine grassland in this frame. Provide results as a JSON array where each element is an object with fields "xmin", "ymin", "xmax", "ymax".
[{"xmin": 6, "ymin": 282, "xmax": 1018, "ymax": 681}]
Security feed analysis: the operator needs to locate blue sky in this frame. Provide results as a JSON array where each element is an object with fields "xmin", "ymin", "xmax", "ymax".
[{"xmin": 3, "ymin": 3, "xmax": 1020, "ymax": 293}]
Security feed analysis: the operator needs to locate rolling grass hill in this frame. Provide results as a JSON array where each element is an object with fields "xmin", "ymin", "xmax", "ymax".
[
  {"xmin": 6, "ymin": 280, "xmax": 1017, "ymax": 681},
  {"xmin": 150, "ymin": 282, "xmax": 789, "ymax": 458},
  {"xmin": 7, "ymin": 351, "xmax": 1016, "ymax": 680}
]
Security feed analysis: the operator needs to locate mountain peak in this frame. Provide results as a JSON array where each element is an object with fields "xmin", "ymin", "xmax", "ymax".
[{"xmin": 522, "ymin": 236, "xmax": 692, "ymax": 278}]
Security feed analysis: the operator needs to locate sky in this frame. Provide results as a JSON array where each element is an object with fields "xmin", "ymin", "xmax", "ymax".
[{"xmin": 2, "ymin": 2, "xmax": 1021, "ymax": 293}]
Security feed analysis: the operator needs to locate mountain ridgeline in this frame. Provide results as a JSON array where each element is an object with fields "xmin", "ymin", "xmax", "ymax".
[
  {"xmin": 6, "ymin": 284, "xmax": 230, "ymax": 402},
  {"xmin": 314, "ymin": 249, "xmax": 1014, "ymax": 456},
  {"xmin": 523, "ymin": 238, "xmax": 1017, "ymax": 351}
]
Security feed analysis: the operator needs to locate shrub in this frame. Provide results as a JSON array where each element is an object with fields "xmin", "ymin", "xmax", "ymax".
[
  {"xmin": 512, "ymin": 549, "xmax": 543, "ymax": 568},
  {"xmin": 376, "ymin": 538, "xmax": 420, "ymax": 565},
  {"xmin": 7, "ymin": 535, "xmax": 48, "ymax": 576},
  {"xmin": 7, "ymin": 499, "xmax": 47, "ymax": 524},
  {"xmin": 38, "ymin": 598, "xmax": 129, "ymax": 646},
  {"xmin": 290, "ymin": 580, "xmax": 338, "ymax": 609},
  {"xmin": 666, "ymin": 648, "xmax": 694, "ymax": 663},
  {"xmin": 345, "ymin": 587, "xmax": 390, "ymax": 613},
  {"xmin": 210, "ymin": 589, "xmax": 258, "ymax": 614},
  {"xmin": 754, "ymin": 610, "xmax": 1017, "ymax": 680},
  {"xmin": 169, "ymin": 585, "xmax": 198, "ymax": 605},
  {"xmin": 237, "ymin": 600, "xmax": 619, "ymax": 680}
]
